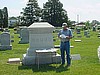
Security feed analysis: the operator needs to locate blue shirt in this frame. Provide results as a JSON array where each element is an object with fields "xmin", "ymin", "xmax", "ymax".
[{"xmin": 58, "ymin": 28, "xmax": 73, "ymax": 42}]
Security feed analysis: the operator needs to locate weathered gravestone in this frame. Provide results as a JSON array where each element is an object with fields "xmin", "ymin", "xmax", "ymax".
[
  {"xmin": 19, "ymin": 27, "xmax": 29, "ymax": 44},
  {"xmin": 76, "ymin": 28, "xmax": 81, "ymax": 34},
  {"xmin": 0, "ymin": 32, "xmax": 12, "ymax": 50},
  {"xmin": 84, "ymin": 30, "xmax": 90, "ymax": 38},
  {"xmin": 22, "ymin": 22, "xmax": 61, "ymax": 65},
  {"xmin": 76, "ymin": 28, "xmax": 82, "ymax": 38}
]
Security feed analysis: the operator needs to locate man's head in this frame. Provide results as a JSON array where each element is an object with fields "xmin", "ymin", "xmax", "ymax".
[{"xmin": 62, "ymin": 23, "xmax": 68, "ymax": 30}]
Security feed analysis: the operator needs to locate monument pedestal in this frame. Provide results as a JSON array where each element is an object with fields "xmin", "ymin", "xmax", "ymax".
[
  {"xmin": 22, "ymin": 49, "xmax": 61, "ymax": 65},
  {"xmin": 22, "ymin": 22, "xmax": 61, "ymax": 65}
]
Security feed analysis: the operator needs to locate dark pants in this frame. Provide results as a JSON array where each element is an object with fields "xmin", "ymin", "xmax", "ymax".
[{"xmin": 60, "ymin": 41, "xmax": 71, "ymax": 65}]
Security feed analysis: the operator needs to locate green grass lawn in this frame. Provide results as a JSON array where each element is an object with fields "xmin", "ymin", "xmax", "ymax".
[{"xmin": 0, "ymin": 29, "xmax": 100, "ymax": 75}]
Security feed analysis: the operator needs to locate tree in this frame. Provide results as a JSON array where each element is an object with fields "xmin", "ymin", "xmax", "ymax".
[
  {"xmin": 0, "ymin": 7, "xmax": 8, "ymax": 28},
  {"xmin": 91, "ymin": 20, "xmax": 100, "ymax": 25},
  {"xmin": 20, "ymin": 0, "xmax": 41, "ymax": 26},
  {"xmin": 3, "ymin": 7, "xmax": 8, "ymax": 28},
  {"xmin": 85, "ymin": 21, "xmax": 91, "ymax": 30},
  {"xmin": 41, "ymin": 0, "xmax": 69, "ymax": 27},
  {"xmin": 0, "ymin": 9, "xmax": 3, "ymax": 27}
]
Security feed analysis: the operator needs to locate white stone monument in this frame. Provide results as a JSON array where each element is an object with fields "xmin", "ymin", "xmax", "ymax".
[
  {"xmin": 0, "ymin": 32, "xmax": 12, "ymax": 50},
  {"xmin": 22, "ymin": 22, "xmax": 61, "ymax": 65},
  {"xmin": 19, "ymin": 27, "xmax": 29, "ymax": 44}
]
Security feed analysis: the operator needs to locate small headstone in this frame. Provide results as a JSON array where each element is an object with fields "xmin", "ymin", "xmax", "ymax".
[
  {"xmin": 16, "ymin": 28, "xmax": 21, "ymax": 34},
  {"xmin": 75, "ymin": 40, "xmax": 81, "ymax": 42},
  {"xmin": 71, "ymin": 54, "xmax": 81, "ymax": 60},
  {"xmin": 0, "ymin": 32, "xmax": 12, "ymax": 50},
  {"xmin": 7, "ymin": 58, "xmax": 21, "ymax": 64},
  {"xmin": 86, "ymin": 35, "xmax": 90, "ymax": 38},
  {"xmin": 54, "ymin": 45, "xmax": 74, "ymax": 48},
  {"xmin": 19, "ymin": 28, "xmax": 29, "ymax": 44},
  {"xmin": 76, "ymin": 29, "xmax": 81, "ymax": 34},
  {"xmin": 70, "ymin": 46, "xmax": 74, "ymax": 48},
  {"xmin": 84, "ymin": 30, "xmax": 88, "ymax": 36},
  {"xmin": 77, "ymin": 35, "xmax": 82, "ymax": 38}
]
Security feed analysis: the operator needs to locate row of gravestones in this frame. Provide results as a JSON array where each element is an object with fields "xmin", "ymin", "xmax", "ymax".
[
  {"xmin": 17, "ymin": 27, "xmax": 91, "ymax": 45},
  {"xmin": 16, "ymin": 27, "xmax": 59, "ymax": 44},
  {"xmin": 0, "ymin": 27, "xmax": 91, "ymax": 50},
  {"xmin": 97, "ymin": 46, "xmax": 100, "ymax": 62},
  {"xmin": 74, "ymin": 29, "xmax": 90, "ymax": 38},
  {"xmin": 0, "ymin": 32, "xmax": 12, "ymax": 50}
]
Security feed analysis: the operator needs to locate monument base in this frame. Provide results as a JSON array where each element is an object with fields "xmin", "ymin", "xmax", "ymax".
[
  {"xmin": 22, "ymin": 53, "xmax": 61, "ymax": 65},
  {"xmin": 0, "ymin": 45, "xmax": 12, "ymax": 50}
]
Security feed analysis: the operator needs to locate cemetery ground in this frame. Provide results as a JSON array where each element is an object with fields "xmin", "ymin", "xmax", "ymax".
[{"xmin": 0, "ymin": 29, "xmax": 100, "ymax": 75}]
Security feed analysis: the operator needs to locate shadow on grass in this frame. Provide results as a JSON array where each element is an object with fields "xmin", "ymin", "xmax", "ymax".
[
  {"xmin": 18, "ymin": 64, "xmax": 69, "ymax": 72},
  {"xmin": 0, "ymin": 50, "xmax": 10, "ymax": 51},
  {"xmin": 56, "ymin": 64, "xmax": 70, "ymax": 73}
]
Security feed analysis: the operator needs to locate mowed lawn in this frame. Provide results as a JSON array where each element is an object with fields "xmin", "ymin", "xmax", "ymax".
[{"xmin": 0, "ymin": 29, "xmax": 100, "ymax": 75}]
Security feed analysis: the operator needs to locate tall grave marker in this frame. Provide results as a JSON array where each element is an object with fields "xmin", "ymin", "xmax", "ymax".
[{"xmin": 22, "ymin": 22, "xmax": 61, "ymax": 65}]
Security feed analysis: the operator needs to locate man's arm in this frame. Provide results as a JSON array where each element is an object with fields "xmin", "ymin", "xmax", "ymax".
[{"xmin": 66, "ymin": 29, "xmax": 73, "ymax": 39}]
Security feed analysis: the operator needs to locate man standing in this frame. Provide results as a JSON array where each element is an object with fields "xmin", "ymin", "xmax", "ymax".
[{"xmin": 58, "ymin": 23, "xmax": 73, "ymax": 67}]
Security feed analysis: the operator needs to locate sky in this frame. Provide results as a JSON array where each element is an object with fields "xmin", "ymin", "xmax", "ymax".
[{"xmin": 0, "ymin": 0, "xmax": 100, "ymax": 22}]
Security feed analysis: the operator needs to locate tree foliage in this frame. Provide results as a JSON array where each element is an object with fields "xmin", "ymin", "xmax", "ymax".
[
  {"xmin": 0, "ymin": 9, "xmax": 3, "ymax": 27},
  {"xmin": 41, "ymin": 0, "xmax": 69, "ymax": 27},
  {"xmin": 91, "ymin": 20, "xmax": 100, "ymax": 25},
  {"xmin": 20, "ymin": 0, "xmax": 41, "ymax": 26},
  {"xmin": 0, "ymin": 7, "xmax": 8, "ymax": 28},
  {"xmin": 3, "ymin": 7, "xmax": 8, "ymax": 28}
]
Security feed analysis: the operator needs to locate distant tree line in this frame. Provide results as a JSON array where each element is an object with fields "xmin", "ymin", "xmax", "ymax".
[
  {"xmin": 0, "ymin": 7, "xmax": 8, "ymax": 28},
  {"xmin": 18, "ymin": 0, "xmax": 70, "ymax": 27}
]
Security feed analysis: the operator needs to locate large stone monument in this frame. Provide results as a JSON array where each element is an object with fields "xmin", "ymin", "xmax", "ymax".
[
  {"xmin": 22, "ymin": 22, "xmax": 61, "ymax": 65},
  {"xmin": 19, "ymin": 27, "xmax": 29, "ymax": 44},
  {"xmin": 0, "ymin": 32, "xmax": 12, "ymax": 50}
]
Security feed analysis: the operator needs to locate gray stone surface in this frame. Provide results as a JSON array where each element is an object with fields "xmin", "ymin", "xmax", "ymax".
[
  {"xmin": 19, "ymin": 28, "xmax": 29, "ymax": 44},
  {"xmin": 22, "ymin": 22, "xmax": 61, "ymax": 65},
  {"xmin": 75, "ymin": 40, "xmax": 81, "ymax": 42},
  {"xmin": 7, "ymin": 58, "xmax": 21, "ymax": 64},
  {"xmin": 0, "ymin": 32, "xmax": 12, "ymax": 50},
  {"xmin": 71, "ymin": 54, "xmax": 81, "ymax": 60}
]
